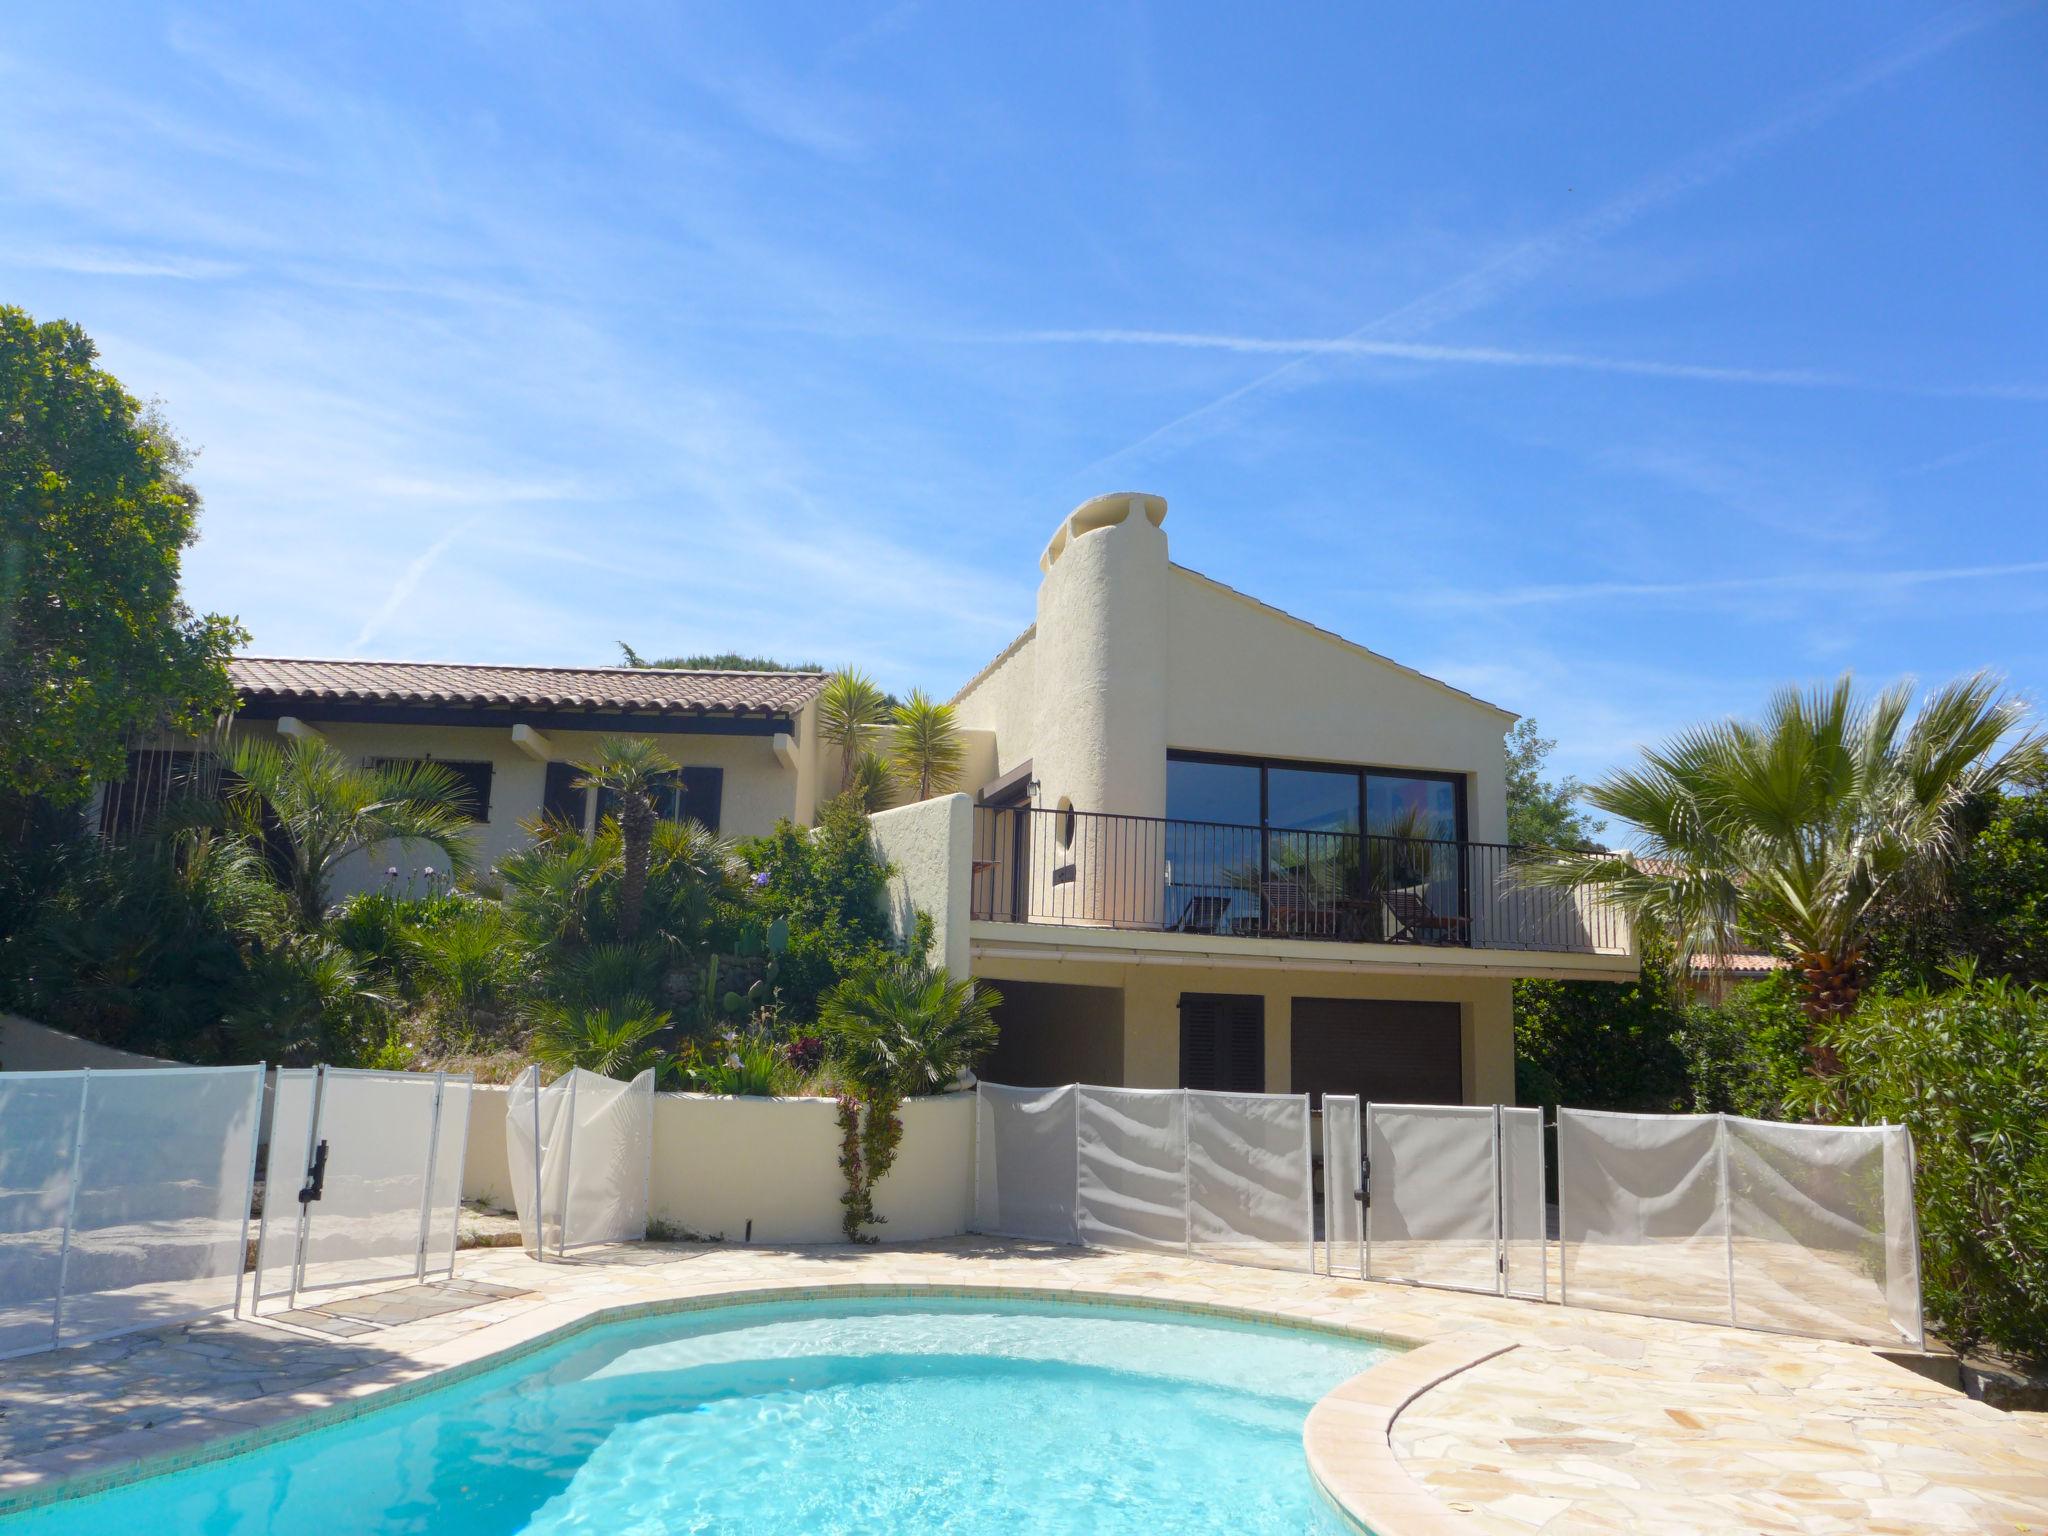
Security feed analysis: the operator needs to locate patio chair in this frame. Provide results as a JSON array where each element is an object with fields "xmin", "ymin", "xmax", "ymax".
[
  {"xmin": 1170, "ymin": 893, "xmax": 1235, "ymax": 934},
  {"xmin": 1385, "ymin": 887, "xmax": 1470, "ymax": 944}
]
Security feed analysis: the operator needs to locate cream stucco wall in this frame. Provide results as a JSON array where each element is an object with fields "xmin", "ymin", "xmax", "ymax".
[
  {"xmin": 950, "ymin": 628, "xmax": 1039, "ymax": 781},
  {"xmin": 209, "ymin": 717, "xmax": 813, "ymax": 901},
  {"xmin": 948, "ymin": 491, "xmax": 1516, "ymax": 844},
  {"xmin": 969, "ymin": 951, "xmax": 1515, "ymax": 1105},
  {"xmin": 463, "ymin": 1086, "xmax": 977, "ymax": 1244},
  {"xmin": 866, "ymin": 794, "xmax": 973, "ymax": 974}
]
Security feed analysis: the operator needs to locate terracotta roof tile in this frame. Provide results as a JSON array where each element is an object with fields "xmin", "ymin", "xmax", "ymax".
[
  {"xmin": 1688, "ymin": 951, "xmax": 1787, "ymax": 974},
  {"xmin": 230, "ymin": 657, "xmax": 825, "ymax": 717}
]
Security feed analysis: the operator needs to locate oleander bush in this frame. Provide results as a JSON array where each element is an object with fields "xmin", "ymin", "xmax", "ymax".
[{"xmin": 1797, "ymin": 966, "xmax": 2048, "ymax": 1364}]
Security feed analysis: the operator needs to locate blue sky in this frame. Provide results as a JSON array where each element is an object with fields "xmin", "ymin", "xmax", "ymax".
[{"xmin": 4, "ymin": 3, "xmax": 2044, "ymax": 786}]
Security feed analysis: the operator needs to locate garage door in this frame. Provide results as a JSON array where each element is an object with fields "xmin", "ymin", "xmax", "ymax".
[{"xmin": 1289, "ymin": 999, "xmax": 1462, "ymax": 1107}]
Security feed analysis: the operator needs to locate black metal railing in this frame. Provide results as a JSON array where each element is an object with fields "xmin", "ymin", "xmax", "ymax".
[{"xmin": 969, "ymin": 805, "xmax": 1621, "ymax": 954}]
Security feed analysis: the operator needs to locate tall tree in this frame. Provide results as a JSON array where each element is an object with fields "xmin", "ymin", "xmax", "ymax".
[
  {"xmin": 574, "ymin": 736, "xmax": 678, "ymax": 942},
  {"xmin": 0, "ymin": 307, "xmax": 243, "ymax": 808},
  {"xmin": 890, "ymin": 689, "xmax": 965, "ymax": 801},
  {"xmin": 818, "ymin": 667, "xmax": 892, "ymax": 794},
  {"xmin": 1504, "ymin": 718, "xmax": 1603, "ymax": 848},
  {"xmin": 1523, "ymin": 673, "xmax": 2044, "ymax": 1078}
]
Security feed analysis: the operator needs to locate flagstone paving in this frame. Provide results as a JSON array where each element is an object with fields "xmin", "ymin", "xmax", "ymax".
[{"xmin": 0, "ymin": 1239, "xmax": 2042, "ymax": 1534}]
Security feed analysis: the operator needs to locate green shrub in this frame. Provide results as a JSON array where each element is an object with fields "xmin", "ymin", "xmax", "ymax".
[
  {"xmin": 1671, "ymin": 975, "xmax": 1810, "ymax": 1117},
  {"xmin": 1512, "ymin": 943, "xmax": 1687, "ymax": 1113},
  {"xmin": 735, "ymin": 798, "xmax": 904, "ymax": 1024},
  {"xmin": 1801, "ymin": 966, "xmax": 2048, "ymax": 1363}
]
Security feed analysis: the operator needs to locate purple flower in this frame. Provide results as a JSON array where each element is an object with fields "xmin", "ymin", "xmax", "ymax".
[
  {"xmin": 752, "ymin": 870, "xmax": 771, "ymax": 888},
  {"xmin": 423, "ymin": 866, "xmax": 436, "ymax": 878},
  {"xmin": 386, "ymin": 866, "xmax": 399, "ymax": 879}
]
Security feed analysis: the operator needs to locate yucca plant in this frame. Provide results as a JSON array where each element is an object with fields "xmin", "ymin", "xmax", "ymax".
[
  {"xmin": 842, "ymin": 749, "xmax": 895, "ymax": 813},
  {"xmin": 573, "ymin": 737, "xmax": 678, "ymax": 942},
  {"xmin": 818, "ymin": 668, "xmax": 892, "ymax": 793},
  {"xmin": 889, "ymin": 689, "xmax": 965, "ymax": 802},
  {"xmin": 225, "ymin": 738, "xmax": 474, "ymax": 930},
  {"xmin": 1522, "ymin": 672, "xmax": 2044, "ymax": 1080}
]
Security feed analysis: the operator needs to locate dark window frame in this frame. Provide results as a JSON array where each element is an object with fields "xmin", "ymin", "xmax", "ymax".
[{"xmin": 1165, "ymin": 749, "xmax": 1468, "ymax": 843}]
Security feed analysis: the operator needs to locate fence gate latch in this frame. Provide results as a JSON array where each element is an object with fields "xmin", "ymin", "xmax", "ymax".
[
  {"xmin": 298, "ymin": 1140, "xmax": 329, "ymax": 1205},
  {"xmin": 1355, "ymin": 1154, "xmax": 1370, "ymax": 1210}
]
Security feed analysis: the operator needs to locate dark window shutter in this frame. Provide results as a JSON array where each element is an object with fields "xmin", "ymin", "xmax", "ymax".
[
  {"xmin": 542, "ymin": 762, "xmax": 584, "ymax": 827},
  {"xmin": 1179, "ymin": 993, "xmax": 1264, "ymax": 1093},
  {"xmin": 1179, "ymin": 995, "xmax": 1220, "ymax": 1091},
  {"xmin": 1224, "ymin": 996, "xmax": 1265, "ymax": 1092},
  {"xmin": 679, "ymin": 766, "xmax": 723, "ymax": 832}
]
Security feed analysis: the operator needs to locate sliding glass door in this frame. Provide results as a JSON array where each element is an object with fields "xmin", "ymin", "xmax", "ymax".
[{"xmin": 1165, "ymin": 753, "xmax": 1468, "ymax": 942}]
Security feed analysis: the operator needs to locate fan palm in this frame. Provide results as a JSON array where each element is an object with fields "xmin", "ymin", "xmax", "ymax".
[
  {"xmin": 818, "ymin": 668, "xmax": 892, "ymax": 793},
  {"xmin": 820, "ymin": 958, "xmax": 1001, "ymax": 1098},
  {"xmin": 573, "ymin": 737, "xmax": 677, "ymax": 942},
  {"xmin": 889, "ymin": 690, "xmax": 965, "ymax": 802},
  {"xmin": 531, "ymin": 1002, "xmax": 670, "ymax": 1079},
  {"xmin": 226, "ymin": 738, "xmax": 473, "ymax": 930},
  {"xmin": 1522, "ymin": 672, "xmax": 2043, "ymax": 1075}
]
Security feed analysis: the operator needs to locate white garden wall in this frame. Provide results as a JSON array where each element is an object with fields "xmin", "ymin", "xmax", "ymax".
[{"xmin": 465, "ymin": 1084, "xmax": 976, "ymax": 1246}]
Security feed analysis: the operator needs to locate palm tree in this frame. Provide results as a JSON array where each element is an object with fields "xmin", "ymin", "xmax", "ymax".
[
  {"xmin": 818, "ymin": 668, "xmax": 892, "ymax": 792},
  {"xmin": 820, "ymin": 958, "xmax": 1002, "ymax": 1098},
  {"xmin": 573, "ymin": 737, "xmax": 677, "ymax": 942},
  {"xmin": 1523, "ymin": 673, "xmax": 2043, "ymax": 1076},
  {"xmin": 226, "ymin": 738, "xmax": 473, "ymax": 930},
  {"xmin": 889, "ymin": 689, "xmax": 965, "ymax": 802}
]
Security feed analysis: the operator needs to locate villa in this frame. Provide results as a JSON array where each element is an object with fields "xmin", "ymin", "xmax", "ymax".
[
  {"xmin": 94, "ymin": 491, "xmax": 1635, "ymax": 1111},
  {"xmin": 96, "ymin": 493, "xmax": 1637, "ymax": 1107}
]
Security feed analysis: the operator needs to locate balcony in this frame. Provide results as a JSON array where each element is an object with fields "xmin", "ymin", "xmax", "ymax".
[{"xmin": 969, "ymin": 805, "xmax": 1622, "ymax": 957}]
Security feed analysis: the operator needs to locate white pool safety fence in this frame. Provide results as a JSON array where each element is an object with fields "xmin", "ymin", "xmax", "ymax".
[
  {"xmin": 0, "ymin": 1061, "xmax": 475, "ymax": 1356},
  {"xmin": 505, "ymin": 1066, "xmax": 657, "ymax": 1259},
  {"xmin": 973, "ymin": 1082, "xmax": 1925, "ymax": 1350}
]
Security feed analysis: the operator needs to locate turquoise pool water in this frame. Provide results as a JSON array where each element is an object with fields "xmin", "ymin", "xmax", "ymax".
[{"xmin": 10, "ymin": 1296, "xmax": 1390, "ymax": 1534}]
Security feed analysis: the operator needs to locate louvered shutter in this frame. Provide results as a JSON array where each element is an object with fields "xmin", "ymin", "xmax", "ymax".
[
  {"xmin": 1179, "ymin": 993, "xmax": 1265, "ymax": 1093},
  {"xmin": 542, "ymin": 761, "xmax": 585, "ymax": 828}
]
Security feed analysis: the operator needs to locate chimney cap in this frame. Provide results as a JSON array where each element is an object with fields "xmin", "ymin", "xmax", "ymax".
[{"xmin": 1040, "ymin": 492, "xmax": 1167, "ymax": 573}]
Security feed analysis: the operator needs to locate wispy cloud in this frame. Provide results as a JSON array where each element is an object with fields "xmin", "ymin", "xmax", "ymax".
[
  {"xmin": 1389, "ymin": 559, "xmax": 2048, "ymax": 614},
  {"xmin": 1003, "ymin": 327, "xmax": 2048, "ymax": 402},
  {"xmin": 1069, "ymin": 1, "xmax": 2029, "ymax": 477},
  {"xmin": 0, "ymin": 243, "xmax": 244, "ymax": 279},
  {"xmin": 350, "ymin": 515, "xmax": 486, "ymax": 651}
]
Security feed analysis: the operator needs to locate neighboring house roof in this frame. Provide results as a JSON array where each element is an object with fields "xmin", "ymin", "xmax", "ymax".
[
  {"xmin": 230, "ymin": 657, "xmax": 827, "ymax": 719},
  {"xmin": 1689, "ymin": 951, "xmax": 1787, "ymax": 976}
]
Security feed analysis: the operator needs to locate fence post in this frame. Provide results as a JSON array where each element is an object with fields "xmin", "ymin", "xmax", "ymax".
[
  {"xmin": 1555, "ymin": 1111, "xmax": 1569, "ymax": 1309},
  {"xmin": 50, "ymin": 1071, "xmax": 91, "ymax": 1347},
  {"xmin": 528, "ymin": 1065, "xmax": 545, "ymax": 1262},
  {"xmin": 557, "ymin": 1070, "xmax": 579, "ymax": 1258},
  {"xmin": 1491, "ymin": 1104, "xmax": 1505, "ymax": 1298},
  {"xmin": 231, "ymin": 1065, "xmax": 266, "ymax": 1318},
  {"xmin": 415, "ymin": 1071, "xmax": 446, "ymax": 1282},
  {"xmin": 1361, "ymin": 1103, "xmax": 1374, "ymax": 1282},
  {"xmin": 445, "ymin": 1082, "xmax": 473, "ymax": 1279},
  {"xmin": 1298, "ymin": 1093, "xmax": 1314, "ymax": 1275},
  {"xmin": 1179, "ymin": 1089, "xmax": 1192, "ymax": 1259},
  {"xmin": 1717, "ymin": 1113, "xmax": 1737, "ymax": 1327},
  {"xmin": 288, "ymin": 1065, "xmax": 327, "ymax": 1311}
]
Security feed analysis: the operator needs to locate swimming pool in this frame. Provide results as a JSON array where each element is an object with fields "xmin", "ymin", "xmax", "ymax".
[{"xmin": 10, "ymin": 1295, "xmax": 1394, "ymax": 1534}]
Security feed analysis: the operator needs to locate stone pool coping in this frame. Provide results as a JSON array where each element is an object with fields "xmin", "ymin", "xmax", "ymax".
[
  {"xmin": 0, "ymin": 1278, "xmax": 1423, "ymax": 1520},
  {"xmin": 3, "ymin": 1240, "xmax": 2041, "ymax": 1533},
  {"xmin": 1307, "ymin": 1333, "xmax": 1517, "ymax": 1536}
]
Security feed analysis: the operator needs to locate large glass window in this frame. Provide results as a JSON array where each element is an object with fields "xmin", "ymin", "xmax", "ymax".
[
  {"xmin": 1366, "ymin": 774, "xmax": 1459, "ymax": 841},
  {"xmin": 1164, "ymin": 752, "xmax": 1468, "ymax": 942},
  {"xmin": 1165, "ymin": 756, "xmax": 1260, "ymax": 827}
]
